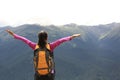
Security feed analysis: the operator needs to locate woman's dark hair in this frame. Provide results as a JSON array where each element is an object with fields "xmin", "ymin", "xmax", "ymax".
[{"xmin": 38, "ymin": 30, "xmax": 48, "ymax": 48}]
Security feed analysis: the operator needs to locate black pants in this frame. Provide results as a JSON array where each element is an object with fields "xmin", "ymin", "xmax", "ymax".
[{"xmin": 34, "ymin": 73, "xmax": 55, "ymax": 80}]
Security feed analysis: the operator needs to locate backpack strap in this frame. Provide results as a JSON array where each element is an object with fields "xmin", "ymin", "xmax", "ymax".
[{"xmin": 35, "ymin": 43, "xmax": 50, "ymax": 50}]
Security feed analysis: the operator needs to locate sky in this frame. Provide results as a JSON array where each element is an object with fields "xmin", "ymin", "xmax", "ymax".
[{"xmin": 0, "ymin": 0, "xmax": 120, "ymax": 27}]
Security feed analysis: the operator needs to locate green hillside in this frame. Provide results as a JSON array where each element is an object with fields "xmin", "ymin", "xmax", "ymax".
[{"xmin": 0, "ymin": 23, "xmax": 120, "ymax": 80}]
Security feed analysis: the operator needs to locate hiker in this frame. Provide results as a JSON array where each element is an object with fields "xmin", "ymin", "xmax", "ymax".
[{"xmin": 6, "ymin": 29, "xmax": 80, "ymax": 80}]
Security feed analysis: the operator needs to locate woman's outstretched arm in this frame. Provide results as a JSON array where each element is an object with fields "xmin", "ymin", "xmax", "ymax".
[
  {"xmin": 50, "ymin": 34, "xmax": 80, "ymax": 52},
  {"xmin": 6, "ymin": 30, "xmax": 36, "ymax": 50}
]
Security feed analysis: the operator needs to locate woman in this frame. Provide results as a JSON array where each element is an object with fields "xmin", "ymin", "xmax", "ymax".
[{"xmin": 6, "ymin": 29, "xmax": 80, "ymax": 80}]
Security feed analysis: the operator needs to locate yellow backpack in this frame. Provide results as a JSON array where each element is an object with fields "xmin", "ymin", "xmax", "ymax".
[{"xmin": 33, "ymin": 44, "xmax": 54, "ymax": 75}]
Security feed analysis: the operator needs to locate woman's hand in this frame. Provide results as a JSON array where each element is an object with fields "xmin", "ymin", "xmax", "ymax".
[
  {"xmin": 71, "ymin": 34, "xmax": 81, "ymax": 39},
  {"xmin": 6, "ymin": 30, "xmax": 14, "ymax": 36}
]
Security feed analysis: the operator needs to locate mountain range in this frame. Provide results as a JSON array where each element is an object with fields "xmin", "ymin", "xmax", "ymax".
[{"xmin": 0, "ymin": 22, "xmax": 120, "ymax": 80}]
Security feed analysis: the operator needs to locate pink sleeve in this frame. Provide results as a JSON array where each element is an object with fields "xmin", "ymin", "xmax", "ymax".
[
  {"xmin": 13, "ymin": 34, "xmax": 36, "ymax": 50},
  {"xmin": 50, "ymin": 36, "xmax": 72, "ymax": 52}
]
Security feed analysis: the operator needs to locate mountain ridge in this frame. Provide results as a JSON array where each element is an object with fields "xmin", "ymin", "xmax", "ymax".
[{"xmin": 0, "ymin": 22, "xmax": 120, "ymax": 80}]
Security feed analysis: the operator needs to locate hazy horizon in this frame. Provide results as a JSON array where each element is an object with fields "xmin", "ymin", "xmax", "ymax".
[{"xmin": 0, "ymin": 21, "xmax": 120, "ymax": 27}]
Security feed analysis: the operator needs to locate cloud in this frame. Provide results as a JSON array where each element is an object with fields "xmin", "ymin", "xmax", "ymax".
[{"xmin": 0, "ymin": 0, "xmax": 120, "ymax": 26}]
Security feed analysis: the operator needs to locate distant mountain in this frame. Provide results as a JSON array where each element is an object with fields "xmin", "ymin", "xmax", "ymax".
[{"xmin": 0, "ymin": 23, "xmax": 120, "ymax": 80}]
